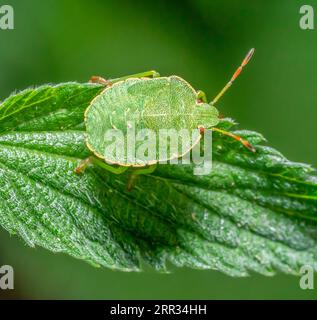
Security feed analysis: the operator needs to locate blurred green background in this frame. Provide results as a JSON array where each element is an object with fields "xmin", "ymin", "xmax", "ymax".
[{"xmin": 0, "ymin": 0, "xmax": 317, "ymax": 299}]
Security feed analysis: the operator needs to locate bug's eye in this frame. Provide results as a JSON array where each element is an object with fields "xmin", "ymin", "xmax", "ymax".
[{"xmin": 199, "ymin": 127, "xmax": 205, "ymax": 134}]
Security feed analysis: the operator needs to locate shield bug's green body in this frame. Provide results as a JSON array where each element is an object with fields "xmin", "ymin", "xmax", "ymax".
[
  {"xmin": 75, "ymin": 49, "xmax": 255, "ymax": 188},
  {"xmin": 85, "ymin": 76, "xmax": 219, "ymax": 166}
]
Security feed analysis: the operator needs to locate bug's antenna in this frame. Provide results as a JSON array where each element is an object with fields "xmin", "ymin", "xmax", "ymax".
[{"xmin": 211, "ymin": 48, "xmax": 255, "ymax": 106}]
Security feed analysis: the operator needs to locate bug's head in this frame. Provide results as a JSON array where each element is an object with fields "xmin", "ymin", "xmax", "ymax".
[
  {"xmin": 194, "ymin": 102, "xmax": 220, "ymax": 129},
  {"xmin": 194, "ymin": 49, "xmax": 255, "ymax": 130}
]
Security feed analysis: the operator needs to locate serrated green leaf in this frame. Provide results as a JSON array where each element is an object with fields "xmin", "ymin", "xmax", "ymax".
[{"xmin": 0, "ymin": 83, "xmax": 316, "ymax": 276}]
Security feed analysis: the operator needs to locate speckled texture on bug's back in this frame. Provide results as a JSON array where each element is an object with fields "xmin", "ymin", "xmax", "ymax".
[{"xmin": 85, "ymin": 76, "xmax": 218, "ymax": 165}]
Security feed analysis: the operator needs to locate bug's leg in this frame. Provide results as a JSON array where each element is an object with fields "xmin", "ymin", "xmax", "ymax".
[
  {"xmin": 197, "ymin": 90, "xmax": 208, "ymax": 103},
  {"xmin": 127, "ymin": 164, "xmax": 157, "ymax": 191},
  {"xmin": 89, "ymin": 76, "xmax": 112, "ymax": 86},
  {"xmin": 127, "ymin": 174, "xmax": 139, "ymax": 192},
  {"xmin": 133, "ymin": 164, "xmax": 158, "ymax": 175},
  {"xmin": 211, "ymin": 127, "xmax": 256, "ymax": 152},
  {"xmin": 75, "ymin": 156, "xmax": 128, "ymax": 174},
  {"xmin": 92, "ymin": 157, "xmax": 129, "ymax": 174},
  {"xmin": 74, "ymin": 156, "xmax": 94, "ymax": 174},
  {"xmin": 129, "ymin": 70, "xmax": 160, "ymax": 78},
  {"xmin": 89, "ymin": 71, "xmax": 160, "ymax": 86},
  {"xmin": 110, "ymin": 70, "xmax": 160, "ymax": 83}
]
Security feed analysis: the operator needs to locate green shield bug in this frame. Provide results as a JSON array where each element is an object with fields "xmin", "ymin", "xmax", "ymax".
[{"xmin": 75, "ymin": 49, "xmax": 255, "ymax": 189}]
